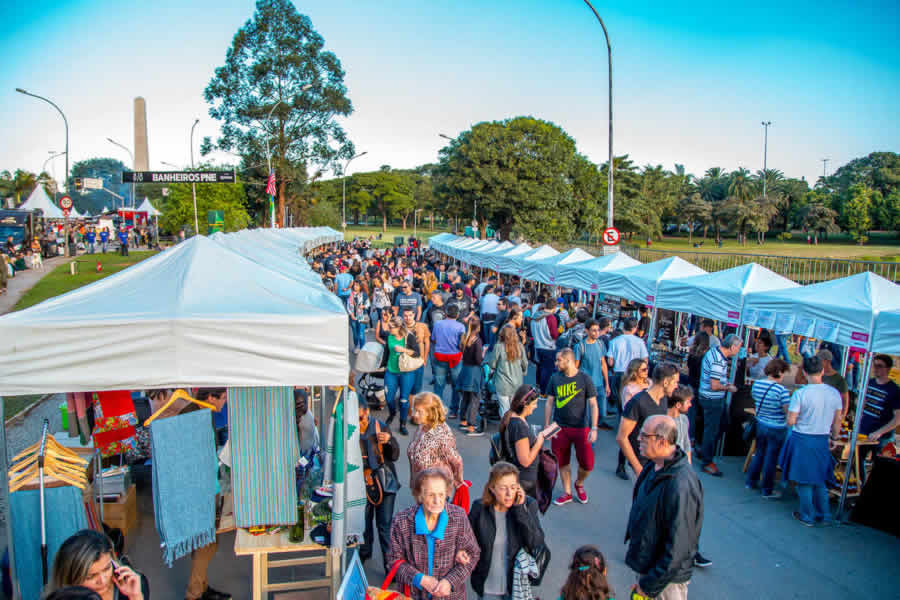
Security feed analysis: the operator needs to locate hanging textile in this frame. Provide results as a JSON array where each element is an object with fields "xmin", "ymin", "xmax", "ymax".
[
  {"xmin": 92, "ymin": 390, "xmax": 138, "ymax": 457},
  {"xmin": 10, "ymin": 486, "xmax": 88, "ymax": 600},
  {"xmin": 227, "ymin": 386, "xmax": 300, "ymax": 528},
  {"xmin": 150, "ymin": 409, "xmax": 217, "ymax": 566},
  {"xmin": 324, "ymin": 388, "xmax": 365, "ymax": 545}
]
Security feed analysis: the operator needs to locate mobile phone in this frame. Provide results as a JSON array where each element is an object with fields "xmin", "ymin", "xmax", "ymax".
[{"xmin": 542, "ymin": 423, "xmax": 561, "ymax": 439}]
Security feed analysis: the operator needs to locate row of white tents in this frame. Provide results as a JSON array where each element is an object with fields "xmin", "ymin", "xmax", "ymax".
[
  {"xmin": 430, "ymin": 232, "xmax": 900, "ymax": 513},
  {"xmin": 16, "ymin": 184, "xmax": 164, "ymax": 219}
]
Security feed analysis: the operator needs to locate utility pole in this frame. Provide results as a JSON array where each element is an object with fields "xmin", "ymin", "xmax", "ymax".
[
  {"xmin": 583, "ymin": 1, "xmax": 614, "ymax": 230},
  {"xmin": 821, "ymin": 158, "xmax": 830, "ymax": 179},
  {"xmin": 761, "ymin": 121, "xmax": 772, "ymax": 200},
  {"xmin": 190, "ymin": 119, "xmax": 200, "ymax": 235},
  {"xmin": 107, "ymin": 138, "xmax": 135, "ymax": 208}
]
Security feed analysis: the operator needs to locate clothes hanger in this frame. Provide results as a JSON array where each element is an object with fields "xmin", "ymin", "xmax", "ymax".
[
  {"xmin": 143, "ymin": 388, "xmax": 218, "ymax": 426},
  {"xmin": 8, "ymin": 427, "xmax": 90, "ymax": 493}
]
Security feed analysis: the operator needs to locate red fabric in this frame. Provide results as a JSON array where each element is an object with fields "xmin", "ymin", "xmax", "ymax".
[
  {"xmin": 94, "ymin": 390, "xmax": 135, "ymax": 418},
  {"xmin": 547, "ymin": 314, "xmax": 559, "ymax": 340},
  {"xmin": 434, "ymin": 351, "xmax": 463, "ymax": 369},
  {"xmin": 551, "ymin": 426, "xmax": 594, "ymax": 471},
  {"xmin": 452, "ymin": 480, "xmax": 472, "ymax": 514},
  {"xmin": 92, "ymin": 391, "xmax": 138, "ymax": 457},
  {"xmin": 379, "ymin": 560, "xmax": 412, "ymax": 599}
]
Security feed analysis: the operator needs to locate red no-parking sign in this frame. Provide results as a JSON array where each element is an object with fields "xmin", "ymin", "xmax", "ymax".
[{"xmin": 602, "ymin": 227, "xmax": 620, "ymax": 245}]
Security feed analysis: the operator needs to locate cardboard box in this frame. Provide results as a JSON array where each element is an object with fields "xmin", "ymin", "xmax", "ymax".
[{"xmin": 102, "ymin": 484, "xmax": 138, "ymax": 536}]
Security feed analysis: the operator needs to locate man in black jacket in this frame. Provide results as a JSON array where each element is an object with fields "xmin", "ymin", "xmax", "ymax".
[
  {"xmin": 625, "ymin": 415, "xmax": 703, "ymax": 599},
  {"xmin": 358, "ymin": 399, "xmax": 401, "ymax": 573}
]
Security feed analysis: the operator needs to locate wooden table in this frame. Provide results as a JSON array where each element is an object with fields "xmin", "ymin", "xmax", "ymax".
[
  {"xmin": 829, "ymin": 437, "xmax": 879, "ymax": 498},
  {"xmin": 234, "ymin": 528, "xmax": 340, "ymax": 600}
]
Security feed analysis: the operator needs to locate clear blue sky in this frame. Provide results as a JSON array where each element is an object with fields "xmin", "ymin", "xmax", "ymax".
[{"xmin": 2, "ymin": 0, "xmax": 898, "ymax": 186}]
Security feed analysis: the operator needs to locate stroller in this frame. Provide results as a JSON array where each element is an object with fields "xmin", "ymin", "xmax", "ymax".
[
  {"xmin": 480, "ymin": 364, "xmax": 502, "ymax": 424},
  {"xmin": 356, "ymin": 341, "xmax": 386, "ymax": 410}
]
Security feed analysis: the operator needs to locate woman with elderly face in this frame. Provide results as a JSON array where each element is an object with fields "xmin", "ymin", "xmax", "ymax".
[{"xmin": 387, "ymin": 468, "xmax": 480, "ymax": 599}]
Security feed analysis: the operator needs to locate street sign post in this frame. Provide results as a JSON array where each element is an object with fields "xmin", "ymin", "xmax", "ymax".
[
  {"xmin": 602, "ymin": 226, "xmax": 620, "ymax": 255},
  {"xmin": 59, "ymin": 195, "xmax": 73, "ymax": 257},
  {"xmin": 59, "ymin": 195, "xmax": 73, "ymax": 210},
  {"xmin": 82, "ymin": 177, "xmax": 104, "ymax": 190},
  {"xmin": 122, "ymin": 171, "xmax": 236, "ymax": 184}
]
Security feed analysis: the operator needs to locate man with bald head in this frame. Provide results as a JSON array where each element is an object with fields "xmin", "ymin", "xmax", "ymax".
[{"xmin": 625, "ymin": 415, "xmax": 704, "ymax": 600}]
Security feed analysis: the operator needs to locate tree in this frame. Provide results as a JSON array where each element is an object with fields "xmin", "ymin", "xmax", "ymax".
[
  {"xmin": 204, "ymin": 0, "xmax": 354, "ymax": 227},
  {"xmin": 434, "ymin": 117, "xmax": 584, "ymax": 242},
  {"xmin": 159, "ymin": 174, "xmax": 251, "ymax": 235},
  {"xmin": 873, "ymin": 189, "xmax": 900, "ymax": 233},
  {"xmin": 307, "ymin": 202, "xmax": 341, "ymax": 228},
  {"xmin": 352, "ymin": 168, "xmax": 415, "ymax": 232},
  {"xmin": 845, "ymin": 184, "xmax": 873, "ymax": 244},
  {"xmin": 697, "ymin": 167, "xmax": 729, "ymax": 239},
  {"xmin": 799, "ymin": 195, "xmax": 839, "ymax": 242},
  {"xmin": 12, "ymin": 169, "xmax": 37, "ymax": 207},
  {"xmin": 678, "ymin": 193, "xmax": 712, "ymax": 243}
]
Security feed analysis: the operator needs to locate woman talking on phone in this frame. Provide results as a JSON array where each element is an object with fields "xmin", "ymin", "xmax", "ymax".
[
  {"xmin": 48, "ymin": 529, "xmax": 149, "ymax": 600},
  {"xmin": 468, "ymin": 462, "xmax": 545, "ymax": 600}
]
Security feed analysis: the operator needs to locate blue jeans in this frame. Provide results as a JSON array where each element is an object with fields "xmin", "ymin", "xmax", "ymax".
[
  {"xmin": 350, "ymin": 319, "xmax": 366, "ymax": 350},
  {"xmin": 774, "ymin": 334, "xmax": 790, "ymax": 360},
  {"xmin": 698, "ymin": 395, "xmax": 726, "ymax": 465},
  {"xmin": 535, "ymin": 348, "xmax": 556, "ymax": 394},
  {"xmin": 384, "ymin": 369, "xmax": 414, "ymax": 422},
  {"xmin": 412, "ymin": 365, "xmax": 425, "ymax": 395},
  {"xmin": 431, "ymin": 357, "xmax": 462, "ymax": 413},
  {"xmin": 746, "ymin": 422, "xmax": 787, "ymax": 494},
  {"xmin": 482, "ymin": 319, "xmax": 496, "ymax": 348},
  {"xmin": 796, "ymin": 483, "xmax": 831, "ymax": 523}
]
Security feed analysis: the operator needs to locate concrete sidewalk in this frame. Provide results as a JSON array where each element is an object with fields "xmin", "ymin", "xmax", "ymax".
[{"xmin": 0, "ymin": 255, "xmax": 69, "ymax": 314}]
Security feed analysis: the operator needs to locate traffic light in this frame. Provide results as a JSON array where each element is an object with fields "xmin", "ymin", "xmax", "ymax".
[{"xmin": 74, "ymin": 177, "xmax": 83, "ymax": 192}]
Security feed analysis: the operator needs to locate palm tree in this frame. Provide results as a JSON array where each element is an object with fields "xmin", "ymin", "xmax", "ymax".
[{"xmin": 13, "ymin": 169, "xmax": 37, "ymax": 207}]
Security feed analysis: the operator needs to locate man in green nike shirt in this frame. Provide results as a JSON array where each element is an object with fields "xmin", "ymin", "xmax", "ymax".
[{"xmin": 544, "ymin": 348, "xmax": 599, "ymax": 506}]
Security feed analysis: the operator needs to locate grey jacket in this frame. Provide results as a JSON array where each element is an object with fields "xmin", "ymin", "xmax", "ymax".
[
  {"xmin": 530, "ymin": 309, "xmax": 557, "ymax": 351},
  {"xmin": 488, "ymin": 342, "xmax": 529, "ymax": 398}
]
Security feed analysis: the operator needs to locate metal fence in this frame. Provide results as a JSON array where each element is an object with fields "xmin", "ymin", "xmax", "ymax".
[{"xmin": 612, "ymin": 245, "xmax": 900, "ymax": 284}]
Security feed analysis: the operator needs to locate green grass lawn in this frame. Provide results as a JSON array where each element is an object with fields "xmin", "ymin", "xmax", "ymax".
[
  {"xmin": 343, "ymin": 225, "xmax": 447, "ymax": 246},
  {"xmin": 639, "ymin": 234, "xmax": 900, "ymax": 260},
  {"xmin": 3, "ymin": 394, "xmax": 45, "ymax": 421},
  {"xmin": 13, "ymin": 251, "xmax": 158, "ymax": 311}
]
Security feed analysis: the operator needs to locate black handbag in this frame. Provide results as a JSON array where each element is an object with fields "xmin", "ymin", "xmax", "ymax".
[
  {"xmin": 364, "ymin": 422, "xmax": 401, "ymax": 505},
  {"xmin": 743, "ymin": 383, "xmax": 775, "ymax": 443},
  {"xmin": 529, "ymin": 543, "xmax": 551, "ymax": 586}
]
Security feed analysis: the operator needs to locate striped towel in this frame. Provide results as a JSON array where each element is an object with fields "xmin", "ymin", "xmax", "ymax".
[
  {"xmin": 151, "ymin": 409, "xmax": 217, "ymax": 566},
  {"xmin": 227, "ymin": 387, "xmax": 300, "ymax": 528},
  {"xmin": 512, "ymin": 548, "xmax": 539, "ymax": 600},
  {"xmin": 10, "ymin": 486, "xmax": 88, "ymax": 600}
]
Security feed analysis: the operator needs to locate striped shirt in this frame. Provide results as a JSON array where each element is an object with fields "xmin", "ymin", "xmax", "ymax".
[
  {"xmin": 750, "ymin": 379, "xmax": 791, "ymax": 427},
  {"xmin": 698, "ymin": 346, "xmax": 729, "ymax": 400}
]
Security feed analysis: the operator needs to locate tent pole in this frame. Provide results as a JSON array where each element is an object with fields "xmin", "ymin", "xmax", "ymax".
[
  {"xmin": 340, "ymin": 386, "xmax": 348, "ymax": 575},
  {"xmin": 592, "ymin": 293, "xmax": 599, "ymax": 319},
  {"xmin": 645, "ymin": 305, "xmax": 658, "ymax": 352},
  {"xmin": 838, "ymin": 351, "xmax": 873, "ymax": 519},
  {"xmin": 840, "ymin": 344, "xmax": 851, "ymax": 380},
  {"xmin": 0, "ymin": 396, "xmax": 21, "ymax": 599}
]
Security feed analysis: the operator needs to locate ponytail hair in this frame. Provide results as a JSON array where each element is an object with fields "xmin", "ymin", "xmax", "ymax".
[
  {"xmin": 560, "ymin": 545, "xmax": 613, "ymax": 600},
  {"xmin": 499, "ymin": 384, "xmax": 538, "ymax": 436}
]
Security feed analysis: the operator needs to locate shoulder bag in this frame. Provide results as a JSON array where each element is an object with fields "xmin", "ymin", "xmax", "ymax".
[
  {"xmin": 743, "ymin": 382, "xmax": 774, "ymax": 443},
  {"xmin": 397, "ymin": 333, "xmax": 424, "ymax": 372}
]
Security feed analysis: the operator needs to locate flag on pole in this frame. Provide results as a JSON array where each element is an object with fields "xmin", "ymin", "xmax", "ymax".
[{"xmin": 265, "ymin": 170, "xmax": 276, "ymax": 196}]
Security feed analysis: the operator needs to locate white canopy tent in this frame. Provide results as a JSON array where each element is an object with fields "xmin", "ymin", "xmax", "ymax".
[
  {"xmin": 470, "ymin": 241, "xmax": 514, "ymax": 269},
  {"xmin": 485, "ymin": 242, "xmax": 532, "ymax": 272},
  {"xmin": 445, "ymin": 237, "xmax": 484, "ymax": 261},
  {"xmin": 508, "ymin": 244, "xmax": 559, "ymax": 276},
  {"xmin": 554, "ymin": 252, "xmax": 641, "ymax": 292},
  {"xmin": 872, "ymin": 309, "xmax": 900, "ymax": 355},
  {"xmin": 209, "ymin": 232, "xmax": 324, "ymax": 286},
  {"xmin": 522, "ymin": 247, "xmax": 594, "ymax": 284},
  {"xmin": 137, "ymin": 197, "xmax": 162, "ymax": 216},
  {"xmin": 18, "ymin": 185, "xmax": 64, "ymax": 218},
  {"xmin": 657, "ymin": 263, "xmax": 799, "ymax": 324},
  {"xmin": 459, "ymin": 239, "xmax": 496, "ymax": 264},
  {"xmin": 0, "ymin": 235, "xmax": 349, "ymax": 395},
  {"xmin": 603, "ymin": 256, "xmax": 707, "ymax": 307}
]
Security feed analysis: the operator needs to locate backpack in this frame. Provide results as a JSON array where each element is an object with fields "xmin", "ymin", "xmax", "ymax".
[
  {"xmin": 556, "ymin": 324, "xmax": 586, "ymax": 350},
  {"xmin": 489, "ymin": 426, "xmax": 513, "ymax": 466}
]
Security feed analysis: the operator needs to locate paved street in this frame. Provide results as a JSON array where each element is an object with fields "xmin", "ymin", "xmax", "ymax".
[{"xmin": 3, "ymin": 332, "xmax": 898, "ymax": 599}]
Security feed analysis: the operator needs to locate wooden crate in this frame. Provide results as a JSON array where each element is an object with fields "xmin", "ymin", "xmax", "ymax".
[{"xmin": 102, "ymin": 484, "xmax": 138, "ymax": 536}]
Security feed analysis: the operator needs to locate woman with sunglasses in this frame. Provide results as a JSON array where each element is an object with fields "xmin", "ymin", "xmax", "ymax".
[{"xmin": 614, "ymin": 358, "xmax": 651, "ymax": 479}]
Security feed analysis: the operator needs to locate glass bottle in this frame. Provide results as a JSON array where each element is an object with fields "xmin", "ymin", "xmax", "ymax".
[{"xmin": 289, "ymin": 503, "xmax": 305, "ymax": 543}]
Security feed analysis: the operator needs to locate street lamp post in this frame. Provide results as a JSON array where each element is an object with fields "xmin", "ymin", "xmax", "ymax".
[
  {"xmin": 43, "ymin": 151, "xmax": 66, "ymax": 199},
  {"xmin": 190, "ymin": 119, "xmax": 200, "ymax": 235},
  {"xmin": 107, "ymin": 138, "xmax": 135, "ymax": 209},
  {"xmin": 17, "ymin": 87, "xmax": 70, "ymax": 256},
  {"xmin": 438, "ymin": 133, "xmax": 479, "ymax": 236},
  {"xmin": 761, "ymin": 121, "xmax": 772, "ymax": 199},
  {"xmin": 582, "ymin": 2, "xmax": 614, "ymax": 232},
  {"xmin": 342, "ymin": 151, "xmax": 367, "ymax": 230}
]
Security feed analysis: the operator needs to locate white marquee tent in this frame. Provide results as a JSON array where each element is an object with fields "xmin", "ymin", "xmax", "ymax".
[
  {"xmin": 487, "ymin": 242, "xmax": 532, "ymax": 272},
  {"xmin": 872, "ymin": 309, "xmax": 900, "ymax": 355},
  {"xmin": 0, "ymin": 235, "xmax": 349, "ymax": 395},
  {"xmin": 554, "ymin": 252, "xmax": 641, "ymax": 291},
  {"xmin": 18, "ymin": 185, "xmax": 64, "ymax": 218},
  {"xmin": 603, "ymin": 256, "xmax": 707, "ymax": 306},
  {"xmin": 523, "ymin": 247, "xmax": 594, "ymax": 284}
]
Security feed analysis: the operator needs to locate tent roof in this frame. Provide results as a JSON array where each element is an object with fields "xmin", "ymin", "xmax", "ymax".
[
  {"xmin": 0, "ymin": 235, "xmax": 349, "ymax": 394},
  {"xmin": 523, "ymin": 247, "xmax": 594, "ymax": 284},
  {"xmin": 137, "ymin": 197, "xmax": 162, "ymax": 216},
  {"xmin": 554, "ymin": 252, "xmax": 642, "ymax": 291},
  {"xmin": 656, "ymin": 263, "xmax": 799, "ymax": 323},
  {"xmin": 742, "ymin": 272, "xmax": 900, "ymax": 350},
  {"xmin": 461, "ymin": 240, "xmax": 496, "ymax": 264},
  {"xmin": 490, "ymin": 242, "xmax": 534, "ymax": 273},
  {"xmin": 18, "ymin": 186, "xmax": 64, "ymax": 218},
  {"xmin": 604, "ymin": 256, "xmax": 707, "ymax": 305},
  {"xmin": 872, "ymin": 310, "xmax": 900, "ymax": 355}
]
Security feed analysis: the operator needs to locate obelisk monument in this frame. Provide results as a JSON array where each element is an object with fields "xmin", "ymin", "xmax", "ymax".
[{"xmin": 134, "ymin": 97, "xmax": 149, "ymax": 170}]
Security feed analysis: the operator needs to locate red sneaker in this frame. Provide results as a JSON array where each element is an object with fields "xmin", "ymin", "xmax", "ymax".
[
  {"xmin": 574, "ymin": 484, "xmax": 589, "ymax": 504},
  {"xmin": 554, "ymin": 493, "xmax": 573, "ymax": 506}
]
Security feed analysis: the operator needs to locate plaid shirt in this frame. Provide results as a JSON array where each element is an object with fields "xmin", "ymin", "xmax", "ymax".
[{"xmin": 388, "ymin": 504, "xmax": 480, "ymax": 600}]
